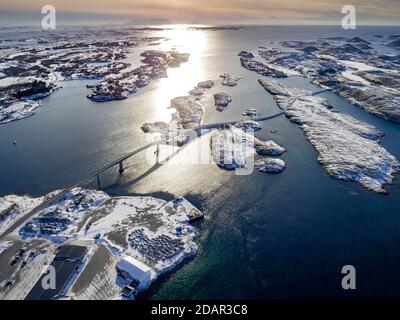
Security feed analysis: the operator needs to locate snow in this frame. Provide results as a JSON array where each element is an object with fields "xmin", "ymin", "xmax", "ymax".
[
  {"xmin": 17, "ymin": 188, "xmax": 110, "ymax": 240},
  {"xmin": 255, "ymin": 158, "xmax": 286, "ymax": 173},
  {"xmin": 254, "ymin": 139, "xmax": 286, "ymax": 156},
  {"xmin": 339, "ymin": 60, "xmax": 377, "ymax": 72},
  {"xmin": 210, "ymin": 125, "xmax": 255, "ymax": 170},
  {"xmin": 0, "ymin": 100, "xmax": 40, "ymax": 124},
  {"xmin": 0, "ymin": 240, "xmax": 13, "ymax": 255},
  {"xmin": 0, "ymin": 77, "xmax": 35, "ymax": 88},
  {"xmin": 210, "ymin": 123, "xmax": 287, "ymax": 172},
  {"xmin": 259, "ymin": 79, "xmax": 399, "ymax": 193},
  {"xmin": 0, "ymin": 188, "xmax": 204, "ymax": 298},
  {"xmin": 341, "ymin": 71, "xmax": 370, "ymax": 85},
  {"xmin": 0, "ymin": 194, "xmax": 43, "ymax": 237},
  {"xmin": 0, "ymin": 248, "xmax": 55, "ymax": 300},
  {"xmin": 81, "ymin": 196, "xmax": 202, "ymax": 274},
  {"xmin": 258, "ymin": 39, "xmax": 400, "ymax": 123}
]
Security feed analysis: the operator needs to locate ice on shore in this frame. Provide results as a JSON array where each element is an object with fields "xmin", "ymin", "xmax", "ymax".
[{"xmin": 259, "ymin": 79, "xmax": 399, "ymax": 193}]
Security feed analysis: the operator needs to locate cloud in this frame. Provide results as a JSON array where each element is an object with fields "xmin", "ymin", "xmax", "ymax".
[{"xmin": 0, "ymin": 0, "xmax": 399, "ymax": 24}]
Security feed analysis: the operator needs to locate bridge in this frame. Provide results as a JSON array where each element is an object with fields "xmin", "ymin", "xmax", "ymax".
[{"xmin": 0, "ymin": 89, "xmax": 327, "ymax": 240}]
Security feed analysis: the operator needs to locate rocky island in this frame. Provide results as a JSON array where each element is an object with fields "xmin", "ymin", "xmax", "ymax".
[
  {"xmin": 210, "ymin": 123, "xmax": 287, "ymax": 173},
  {"xmin": 258, "ymin": 79, "xmax": 399, "ymax": 193}
]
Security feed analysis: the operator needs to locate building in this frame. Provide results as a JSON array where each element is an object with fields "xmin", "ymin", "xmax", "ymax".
[
  {"xmin": 25, "ymin": 245, "xmax": 87, "ymax": 300},
  {"xmin": 117, "ymin": 256, "xmax": 152, "ymax": 289}
]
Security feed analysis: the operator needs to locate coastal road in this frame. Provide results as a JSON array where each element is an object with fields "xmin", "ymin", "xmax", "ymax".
[{"xmin": 0, "ymin": 90, "xmax": 319, "ymax": 240}]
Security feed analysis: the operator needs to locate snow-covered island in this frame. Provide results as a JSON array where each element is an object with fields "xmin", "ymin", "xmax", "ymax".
[
  {"xmin": 141, "ymin": 79, "xmax": 216, "ymax": 138},
  {"xmin": 258, "ymin": 79, "xmax": 399, "ymax": 193},
  {"xmin": 87, "ymin": 50, "xmax": 190, "ymax": 102},
  {"xmin": 210, "ymin": 123, "xmax": 287, "ymax": 173},
  {"xmin": 0, "ymin": 188, "xmax": 203, "ymax": 300}
]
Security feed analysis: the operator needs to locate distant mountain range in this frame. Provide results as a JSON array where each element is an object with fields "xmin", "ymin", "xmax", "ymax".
[{"xmin": 127, "ymin": 18, "xmax": 171, "ymax": 25}]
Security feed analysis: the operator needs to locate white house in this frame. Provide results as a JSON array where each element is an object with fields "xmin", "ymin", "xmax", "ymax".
[{"xmin": 117, "ymin": 256, "xmax": 152, "ymax": 288}]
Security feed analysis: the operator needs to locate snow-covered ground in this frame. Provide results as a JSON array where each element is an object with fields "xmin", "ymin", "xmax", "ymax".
[
  {"xmin": 0, "ymin": 188, "xmax": 204, "ymax": 299},
  {"xmin": 17, "ymin": 188, "xmax": 110, "ymax": 241},
  {"xmin": 0, "ymin": 100, "xmax": 40, "ymax": 124},
  {"xmin": 0, "ymin": 194, "xmax": 44, "ymax": 236},
  {"xmin": 0, "ymin": 241, "xmax": 13, "ymax": 255},
  {"xmin": 254, "ymin": 37, "xmax": 400, "ymax": 123},
  {"xmin": 79, "ymin": 196, "xmax": 202, "ymax": 276}
]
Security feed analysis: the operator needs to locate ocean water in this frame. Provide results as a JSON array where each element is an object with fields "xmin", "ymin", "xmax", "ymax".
[{"xmin": 1, "ymin": 25, "xmax": 400, "ymax": 299}]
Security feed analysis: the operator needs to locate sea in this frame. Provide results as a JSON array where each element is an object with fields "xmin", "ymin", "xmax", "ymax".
[{"xmin": 1, "ymin": 25, "xmax": 400, "ymax": 299}]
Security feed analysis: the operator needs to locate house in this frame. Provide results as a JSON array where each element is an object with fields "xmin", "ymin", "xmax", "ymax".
[
  {"xmin": 117, "ymin": 256, "xmax": 152, "ymax": 289},
  {"xmin": 25, "ymin": 245, "xmax": 88, "ymax": 300}
]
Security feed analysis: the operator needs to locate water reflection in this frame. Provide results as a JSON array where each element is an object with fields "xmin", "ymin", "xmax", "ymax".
[{"xmin": 152, "ymin": 26, "xmax": 208, "ymax": 122}]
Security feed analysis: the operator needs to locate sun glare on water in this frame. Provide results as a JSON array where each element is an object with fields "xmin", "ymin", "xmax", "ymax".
[{"xmin": 152, "ymin": 26, "xmax": 208, "ymax": 120}]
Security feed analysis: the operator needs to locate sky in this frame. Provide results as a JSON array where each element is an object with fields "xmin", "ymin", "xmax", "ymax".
[{"xmin": 0, "ymin": 0, "xmax": 399, "ymax": 25}]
